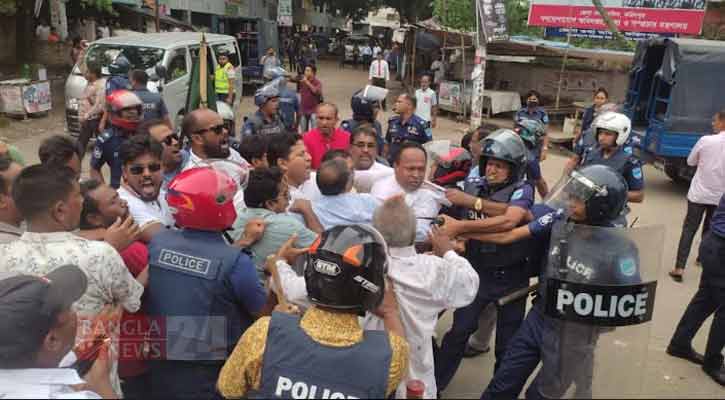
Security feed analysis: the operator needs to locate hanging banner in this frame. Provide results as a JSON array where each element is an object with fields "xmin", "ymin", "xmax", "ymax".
[
  {"xmin": 478, "ymin": 0, "xmax": 509, "ymax": 42},
  {"xmin": 528, "ymin": 0, "xmax": 706, "ymax": 35},
  {"xmin": 277, "ymin": 0, "xmax": 293, "ymax": 27},
  {"xmin": 545, "ymin": 27, "xmax": 674, "ymax": 40}
]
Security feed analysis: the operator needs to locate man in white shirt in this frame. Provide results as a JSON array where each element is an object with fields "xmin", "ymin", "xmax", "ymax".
[
  {"xmin": 0, "ymin": 266, "xmax": 117, "ymax": 399},
  {"xmin": 372, "ymin": 44, "xmax": 382, "ymax": 58},
  {"xmin": 430, "ymin": 55, "xmax": 445, "ymax": 91},
  {"xmin": 350, "ymin": 125, "xmax": 394, "ymax": 193},
  {"xmin": 415, "ymin": 74, "xmax": 438, "ymax": 128},
  {"xmin": 371, "ymin": 142, "xmax": 450, "ymax": 247},
  {"xmin": 361, "ymin": 43, "xmax": 373, "ymax": 67},
  {"xmin": 117, "ymin": 135, "xmax": 173, "ymax": 242},
  {"xmin": 368, "ymin": 52, "xmax": 390, "ymax": 110},
  {"xmin": 36, "ymin": 20, "xmax": 50, "ymax": 41},
  {"xmin": 366, "ymin": 196, "xmax": 478, "ymax": 399}
]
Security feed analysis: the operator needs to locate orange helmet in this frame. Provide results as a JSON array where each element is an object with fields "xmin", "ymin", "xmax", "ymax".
[{"xmin": 166, "ymin": 167, "xmax": 238, "ymax": 231}]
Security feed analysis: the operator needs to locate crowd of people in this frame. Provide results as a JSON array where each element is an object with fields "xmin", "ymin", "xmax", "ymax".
[{"xmin": 0, "ymin": 51, "xmax": 724, "ymax": 399}]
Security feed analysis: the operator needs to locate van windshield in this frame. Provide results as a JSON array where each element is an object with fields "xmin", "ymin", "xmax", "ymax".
[{"xmin": 79, "ymin": 44, "xmax": 165, "ymax": 75}]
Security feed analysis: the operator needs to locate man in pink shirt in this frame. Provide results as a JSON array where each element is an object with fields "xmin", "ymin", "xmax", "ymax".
[
  {"xmin": 302, "ymin": 103, "xmax": 350, "ymax": 169},
  {"xmin": 670, "ymin": 110, "xmax": 725, "ymax": 281}
]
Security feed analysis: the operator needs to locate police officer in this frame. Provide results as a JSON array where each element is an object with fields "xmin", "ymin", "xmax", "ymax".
[
  {"xmin": 514, "ymin": 118, "xmax": 549, "ymax": 198},
  {"xmin": 341, "ymin": 87, "xmax": 385, "ymax": 150},
  {"xmin": 129, "ymin": 69, "xmax": 172, "ymax": 127},
  {"xmin": 385, "ymin": 93, "xmax": 431, "ymax": 163},
  {"xmin": 435, "ymin": 129, "xmax": 534, "ymax": 389},
  {"xmin": 90, "ymin": 90, "xmax": 143, "ymax": 189},
  {"xmin": 268, "ymin": 67, "xmax": 300, "ymax": 132},
  {"xmin": 216, "ymin": 225, "xmax": 410, "ymax": 399},
  {"xmin": 478, "ymin": 165, "xmax": 642, "ymax": 399},
  {"xmin": 579, "ymin": 112, "xmax": 644, "ymax": 226},
  {"xmin": 146, "ymin": 166, "xmax": 267, "ymax": 398},
  {"xmin": 215, "ymin": 52, "xmax": 236, "ymax": 105},
  {"xmin": 241, "ymin": 83, "xmax": 286, "ymax": 137},
  {"xmin": 106, "ymin": 54, "xmax": 132, "ymax": 95}
]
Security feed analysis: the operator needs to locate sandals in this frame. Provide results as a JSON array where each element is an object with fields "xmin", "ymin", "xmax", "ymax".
[{"xmin": 669, "ymin": 270, "xmax": 683, "ymax": 282}]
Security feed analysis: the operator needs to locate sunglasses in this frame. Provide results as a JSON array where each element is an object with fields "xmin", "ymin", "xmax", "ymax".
[
  {"xmin": 353, "ymin": 142, "xmax": 377, "ymax": 150},
  {"xmin": 161, "ymin": 133, "xmax": 180, "ymax": 146},
  {"xmin": 128, "ymin": 163, "xmax": 162, "ymax": 175},
  {"xmin": 194, "ymin": 124, "xmax": 225, "ymax": 136}
]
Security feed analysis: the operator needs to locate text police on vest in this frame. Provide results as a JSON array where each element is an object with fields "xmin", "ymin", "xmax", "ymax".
[{"xmin": 275, "ymin": 376, "xmax": 360, "ymax": 399}]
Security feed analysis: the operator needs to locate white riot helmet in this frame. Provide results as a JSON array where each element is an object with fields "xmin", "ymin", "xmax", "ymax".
[{"xmin": 592, "ymin": 112, "xmax": 631, "ymax": 147}]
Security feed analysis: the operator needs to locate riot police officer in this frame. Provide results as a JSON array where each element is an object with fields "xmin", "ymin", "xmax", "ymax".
[
  {"xmin": 341, "ymin": 86, "xmax": 386, "ymax": 150},
  {"xmin": 265, "ymin": 66, "xmax": 299, "ymax": 132},
  {"xmin": 480, "ymin": 165, "xmax": 654, "ymax": 399},
  {"xmin": 241, "ymin": 83, "xmax": 286, "ymax": 136},
  {"xmin": 514, "ymin": 118, "xmax": 549, "ymax": 198},
  {"xmin": 146, "ymin": 166, "xmax": 267, "ymax": 398},
  {"xmin": 435, "ymin": 129, "xmax": 534, "ymax": 390},
  {"xmin": 579, "ymin": 112, "xmax": 644, "ymax": 226},
  {"xmin": 216, "ymin": 225, "xmax": 409, "ymax": 399},
  {"xmin": 106, "ymin": 54, "xmax": 132, "ymax": 95},
  {"xmin": 385, "ymin": 93, "xmax": 431, "ymax": 163}
]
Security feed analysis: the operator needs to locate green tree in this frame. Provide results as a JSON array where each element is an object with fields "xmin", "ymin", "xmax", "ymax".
[
  {"xmin": 0, "ymin": 0, "xmax": 17, "ymax": 16},
  {"xmin": 433, "ymin": 0, "xmax": 475, "ymax": 31}
]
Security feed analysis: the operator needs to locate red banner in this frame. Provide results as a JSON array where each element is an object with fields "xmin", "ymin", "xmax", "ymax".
[{"xmin": 528, "ymin": 4, "xmax": 705, "ymax": 35}]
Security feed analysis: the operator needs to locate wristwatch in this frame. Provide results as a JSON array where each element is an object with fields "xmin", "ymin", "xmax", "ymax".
[{"xmin": 474, "ymin": 198, "xmax": 483, "ymax": 212}]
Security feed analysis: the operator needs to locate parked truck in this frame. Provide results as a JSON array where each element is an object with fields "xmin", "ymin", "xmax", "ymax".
[{"xmin": 625, "ymin": 38, "xmax": 725, "ymax": 183}]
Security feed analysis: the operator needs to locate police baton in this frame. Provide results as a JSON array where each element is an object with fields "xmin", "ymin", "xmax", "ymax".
[{"xmin": 496, "ymin": 283, "xmax": 539, "ymax": 308}]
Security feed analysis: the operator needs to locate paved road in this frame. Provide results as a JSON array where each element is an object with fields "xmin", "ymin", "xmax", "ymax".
[{"xmin": 0, "ymin": 59, "xmax": 721, "ymax": 398}]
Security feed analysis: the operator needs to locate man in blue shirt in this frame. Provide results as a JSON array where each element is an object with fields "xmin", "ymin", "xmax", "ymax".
[
  {"xmin": 130, "ymin": 69, "xmax": 172, "ymax": 128},
  {"xmin": 385, "ymin": 93, "xmax": 431, "ymax": 163},
  {"xmin": 669, "ymin": 193, "xmax": 725, "ymax": 386}
]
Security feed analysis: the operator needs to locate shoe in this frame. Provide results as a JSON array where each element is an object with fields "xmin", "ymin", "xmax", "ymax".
[
  {"xmin": 668, "ymin": 271, "xmax": 683, "ymax": 282},
  {"xmin": 702, "ymin": 365, "xmax": 725, "ymax": 386},
  {"xmin": 666, "ymin": 344, "xmax": 704, "ymax": 365},
  {"xmin": 463, "ymin": 343, "xmax": 490, "ymax": 358}
]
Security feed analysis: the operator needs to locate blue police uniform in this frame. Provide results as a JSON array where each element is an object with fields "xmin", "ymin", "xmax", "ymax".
[
  {"xmin": 278, "ymin": 86, "xmax": 299, "ymax": 132},
  {"xmin": 515, "ymin": 107, "xmax": 549, "ymax": 125},
  {"xmin": 580, "ymin": 144, "xmax": 643, "ymax": 227},
  {"xmin": 133, "ymin": 88, "xmax": 168, "ymax": 122},
  {"xmin": 90, "ymin": 127, "xmax": 126, "ymax": 189},
  {"xmin": 525, "ymin": 147, "xmax": 543, "ymax": 188},
  {"xmin": 435, "ymin": 176, "xmax": 534, "ymax": 390},
  {"xmin": 341, "ymin": 118, "xmax": 385, "ymax": 150},
  {"xmin": 106, "ymin": 76, "xmax": 131, "ymax": 95},
  {"xmin": 482, "ymin": 216, "xmax": 641, "ymax": 399},
  {"xmin": 385, "ymin": 114, "xmax": 431, "ymax": 162},
  {"xmin": 251, "ymin": 312, "xmax": 391, "ymax": 398},
  {"xmin": 146, "ymin": 228, "xmax": 266, "ymax": 398},
  {"xmin": 241, "ymin": 110, "xmax": 286, "ymax": 136}
]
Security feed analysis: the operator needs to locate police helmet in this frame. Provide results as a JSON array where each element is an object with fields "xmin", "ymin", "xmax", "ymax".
[
  {"xmin": 351, "ymin": 90, "xmax": 375, "ymax": 120},
  {"xmin": 108, "ymin": 55, "xmax": 131, "ymax": 76},
  {"xmin": 305, "ymin": 225, "xmax": 388, "ymax": 312},
  {"xmin": 480, "ymin": 129, "xmax": 528, "ymax": 185},
  {"xmin": 264, "ymin": 66, "xmax": 287, "ymax": 81},
  {"xmin": 106, "ymin": 90, "xmax": 143, "ymax": 132},
  {"xmin": 514, "ymin": 119, "xmax": 546, "ymax": 148},
  {"xmin": 254, "ymin": 83, "xmax": 280, "ymax": 107},
  {"xmin": 166, "ymin": 166, "xmax": 239, "ymax": 231},
  {"xmin": 592, "ymin": 112, "xmax": 631, "ymax": 147}
]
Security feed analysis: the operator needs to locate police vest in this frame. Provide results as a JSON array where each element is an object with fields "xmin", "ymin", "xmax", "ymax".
[
  {"xmin": 215, "ymin": 63, "xmax": 233, "ymax": 94},
  {"xmin": 464, "ymin": 179, "xmax": 530, "ymax": 269},
  {"xmin": 580, "ymin": 145, "xmax": 630, "ymax": 175},
  {"xmin": 246, "ymin": 113, "xmax": 286, "ymax": 136},
  {"xmin": 146, "ymin": 228, "xmax": 248, "ymax": 361},
  {"xmin": 254, "ymin": 312, "xmax": 391, "ymax": 399},
  {"xmin": 387, "ymin": 115, "xmax": 428, "ymax": 145},
  {"xmin": 134, "ymin": 89, "xmax": 164, "ymax": 121}
]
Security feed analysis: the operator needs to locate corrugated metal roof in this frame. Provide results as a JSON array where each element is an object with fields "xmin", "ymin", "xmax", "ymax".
[{"xmin": 91, "ymin": 32, "xmax": 234, "ymax": 49}]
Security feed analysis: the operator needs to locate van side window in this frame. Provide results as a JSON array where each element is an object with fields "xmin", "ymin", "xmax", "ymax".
[{"xmin": 168, "ymin": 48, "xmax": 188, "ymax": 81}]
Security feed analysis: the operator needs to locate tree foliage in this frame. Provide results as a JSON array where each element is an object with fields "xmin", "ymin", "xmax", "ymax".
[
  {"xmin": 0, "ymin": 0, "xmax": 17, "ymax": 16},
  {"xmin": 433, "ymin": 0, "xmax": 475, "ymax": 31},
  {"xmin": 79, "ymin": 0, "xmax": 114, "ymax": 13}
]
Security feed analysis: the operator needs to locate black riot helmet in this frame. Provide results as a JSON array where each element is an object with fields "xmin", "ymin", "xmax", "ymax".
[
  {"xmin": 480, "ymin": 129, "xmax": 528, "ymax": 186},
  {"xmin": 108, "ymin": 55, "xmax": 131, "ymax": 76},
  {"xmin": 305, "ymin": 224, "xmax": 388, "ymax": 312},
  {"xmin": 350, "ymin": 85, "xmax": 387, "ymax": 121}
]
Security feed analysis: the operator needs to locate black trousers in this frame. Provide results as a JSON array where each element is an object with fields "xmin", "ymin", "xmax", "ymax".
[
  {"xmin": 371, "ymin": 77, "xmax": 386, "ymax": 110},
  {"xmin": 78, "ymin": 118, "xmax": 100, "ymax": 161},
  {"xmin": 670, "ymin": 232, "xmax": 725, "ymax": 369},
  {"xmin": 675, "ymin": 200, "xmax": 716, "ymax": 269}
]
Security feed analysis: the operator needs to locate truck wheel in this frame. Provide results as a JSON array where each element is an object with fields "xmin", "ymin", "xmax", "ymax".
[{"xmin": 664, "ymin": 160, "xmax": 689, "ymax": 185}]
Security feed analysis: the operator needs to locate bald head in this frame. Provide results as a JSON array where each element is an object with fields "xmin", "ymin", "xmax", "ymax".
[
  {"xmin": 182, "ymin": 108, "xmax": 227, "ymax": 159},
  {"xmin": 181, "ymin": 108, "xmax": 220, "ymax": 138},
  {"xmin": 373, "ymin": 195, "xmax": 416, "ymax": 248},
  {"xmin": 316, "ymin": 158, "xmax": 352, "ymax": 196}
]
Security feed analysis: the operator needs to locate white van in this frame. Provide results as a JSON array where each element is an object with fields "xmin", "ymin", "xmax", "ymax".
[{"xmin": 65, "ymin": 32, "xmax": 243, "ymax": 135}]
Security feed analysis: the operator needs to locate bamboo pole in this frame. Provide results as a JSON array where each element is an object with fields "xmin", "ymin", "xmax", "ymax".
[{"xmin": 200, "ymin": 33, "xmax": 208, "ymax": 109}]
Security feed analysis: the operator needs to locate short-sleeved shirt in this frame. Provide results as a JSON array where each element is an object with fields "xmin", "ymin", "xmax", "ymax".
[
  {"xmin": 241, "ymin": 110, "xmax": 286, "ymax": 137},
  {"xmin": 580, "ymin": 145, "xmax": 644, "ymax": 191},
  {"xmin": 385, "ymin": 114, "xmax": 432, "ymax": 162},
  {"xmin": 298, "ymin": 78, "xmax": 322, "ymax": 116},
  {"xmin": 118, "ymin": 185, "xmax": 174, "ymax": 228},
  {"xmin": 106, "ymin": 76, "xmax": 130, "ymax": 95},
  {"xmin": 303, "ymin": 127, "xmax": 351, "ymax": 170},
  {"xmin": 414, "ymin": 88, "xmax": 438, "ymax": 123},
  {"xmin": 133, "ymin": 88, "xmax": 168, "ymax": 121},
  {"xmin": 90, "ymin": 127, "xmax": 126, "ymax": 188},
  {"xmin": 229, "ymin": 208, "xmax": 317, "ymax": 276},
  {"xmin": 278, "ymin": 87, "xmax": 300, "ymax": 131},
  {"xmin": 515, "ymin": 107, "xmax": 549, "ymax": 125}
]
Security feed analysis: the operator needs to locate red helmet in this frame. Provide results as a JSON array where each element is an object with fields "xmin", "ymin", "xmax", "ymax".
[
  {"xmin": 107, "ymin": 90, "xmax": 143, "ymax": 132},
  {"xmin": 166, "ymin": 167, "xmax": 238, "ymax": 231}
]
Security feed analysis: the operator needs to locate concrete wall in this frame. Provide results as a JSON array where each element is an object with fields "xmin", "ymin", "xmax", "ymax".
[
  {"xmin": 486, "ymin": 62, "xmax": 629, "ymax": 104},
  {"xmin": 30, "ymin": 41, "xmax": 73, "ymax": 69},
  {"xmin": 0, "ymin": 17, "xmax": 17, "ymax": 65}
]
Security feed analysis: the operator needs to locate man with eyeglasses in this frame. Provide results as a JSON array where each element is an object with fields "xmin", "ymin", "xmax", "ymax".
[
  {"xmin": 181, "ymin": 109, "xmax": 248, "ymax": 171},
  {"xmin": 349, "ymin": 125, "xmax": 393, "ymax": 193},
  {"xmin": 137, "ymin": 119, "xmax": 188, "ymax": 192},
  {"xmin": 117, "ymin": 134, "xmax": 173, "ymax": 242}
]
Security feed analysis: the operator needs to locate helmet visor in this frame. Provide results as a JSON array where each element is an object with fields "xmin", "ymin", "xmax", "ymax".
[{"xmin": 544, "ymin": 170, "xmax": 608, "ymax": 214}]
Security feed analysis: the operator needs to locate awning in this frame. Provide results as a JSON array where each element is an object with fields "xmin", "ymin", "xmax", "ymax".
[
  {"xmin": 112, "ymin": 0, "xmax": 142, "ymax": 5},
  {"xmin": 114, "ymin": 4, "xmax": 194, "ymax": 31}
]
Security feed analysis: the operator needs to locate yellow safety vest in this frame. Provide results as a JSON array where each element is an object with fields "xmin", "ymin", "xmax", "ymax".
[{"xmin": 215, "ymin": 63, "xmax": 233, "ymax": 94}]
